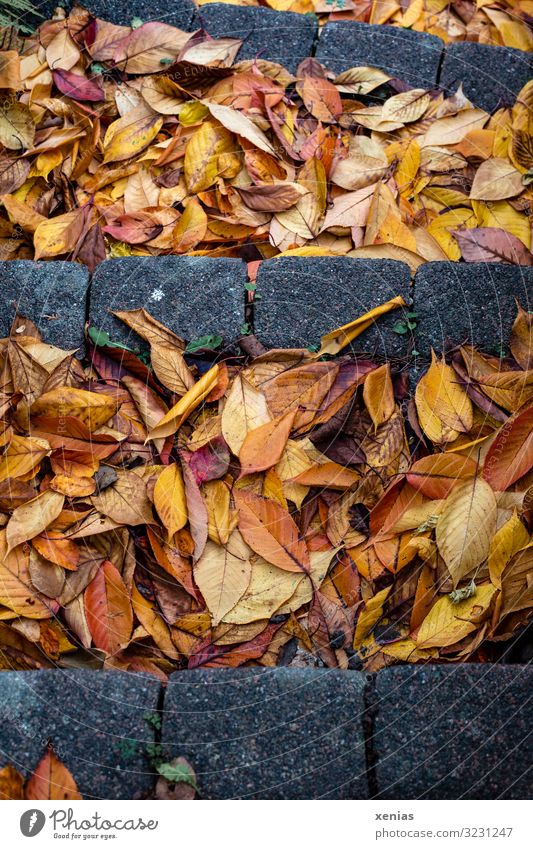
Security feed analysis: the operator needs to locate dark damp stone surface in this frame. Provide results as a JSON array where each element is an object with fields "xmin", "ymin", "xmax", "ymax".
[
  {"xmin": 162, "ymin": 667, "xmax": 368, "ymax": 799},
  {"xmin": 0, "ymin": 261, "xmax": 89, "ymax": 356},
  {"xmin": 192, "ymin": 5, "xmax": 318, "ymax": 74},
  {"xmin": 0, "ymin": 670, "xmax": 160, "ymax": 800},
  {"xmin": 374, "ymin": 664, "xmax": 533, "ymax": 799},
  {"xmin": 413, "ymin": 262, "xmax": 533, "ymax": 359},
  {"xmin": 440, "ymin": 42, "xmax": 533, "ymax": 113},
  {"xmin": 89, "ymin": 256, "xmax": 246, "ymax": 352},
  {"xmin": 315, "ymin": 22, "xmax": 444, "ymax": 89},
  {"xmin": 254, "ymin": 257, "xmax": 412, "ymax": 359}
]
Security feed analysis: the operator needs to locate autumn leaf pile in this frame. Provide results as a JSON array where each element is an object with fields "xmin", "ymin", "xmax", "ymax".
[
  {"xmin": 1, "ymin": 6, "xmax": 533, "ymax": 270},
  {"xmin": 196, "ymin": 0, "xmax": 533, "ymax": 49},
  {"xmin": 0, "ymin": 298, "xmax": 532, "ymax": 675}
]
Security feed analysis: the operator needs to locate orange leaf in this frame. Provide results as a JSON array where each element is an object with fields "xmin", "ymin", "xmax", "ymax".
[
  {"xmin": 25, "ymin": 748, "xmax": 81, "ymax": 800},
  {"xmin": 406, "ymin": 453, "xmax": 478, "ymax": 499},
  {"xmin": 84, "ymin": 560, "xmax": 133, "ymax": 655},
  {"xmin": 483, "ymin": 407, "xmax": 533, "ymax": 491},
  {"xmin": 234, "ymin": 490, "xmax": 310, "ymax": 573},
  {"xmin": 239, "ymin": 409, "xmax": 296, "ymax": 476},
  {"xmin": 0, "ymin": 764, "xmax": 24, "ymax": 799}
]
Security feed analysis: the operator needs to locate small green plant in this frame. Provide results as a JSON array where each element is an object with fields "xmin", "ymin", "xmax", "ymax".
[
  {"xmin": 143, "ymin": 711, "xmax": 162, "ymax": 731},
  {"xmin": 392, "ymin": 311, "xmax": 418, "ymax": 335},
  {"xmin": 185, "ymin": 334, "xmax": 223, "ymax": 353}
]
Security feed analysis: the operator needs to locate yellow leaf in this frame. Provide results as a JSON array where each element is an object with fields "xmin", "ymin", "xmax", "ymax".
[
  {"xmin": 382, "ymin": 89, "xmax": 430, "ymax": 124},
  {"xmin": 194, "ymin": 531, "xmax": 253, "ymax": 625},
  {"xmin": 353, "ymin": 586, "xmax": 391, "ymax": 648},
  {"xmin": 172, "ymin": 197, "xmax": 208, "ymax": 253},
  {"xmin": 415, "ymin": 352, "xmax": 474, "ymax": 443},
  {"xmin": 34, "ymin": 208, "xmax": 86, "ymax": 259},
  {"xmin": 426, "ymin": 208, "xmax": 476, "ymax": 260},
  {"xmin": 436, "ymin": 478, "xmax": 497, "ymax": 586},
  {"xmin": 205, "ymin": 102, "xmax": 275, "ymax": 155},
  {"xmin": 6, "ymin": 490, "xmax": 65, "ymax": 553},
  {"xmin": 363, "ymin": 364, "xmax": 395, "ymax": 429},
  {"xmin": 0, "ymin": 101, "xmax": 35, "ymax": 150},
  {"xmin": 469, "ymin": 158, "xmax": 524, "ymax": 201},
  {"xmin": 488, "ymin": 511, "xmax": 529, "ymax": 589},
  {"xmin": 416, "ymin": 584, "xmax": 496, "ymax": 648},
  {"xmin": 154, "ymin": 463, "xmax": 188, "ymax": 540},
  {"xmin": 394, "ymin": 138, "xmax": 420, "ymax": 198},
  {"xmin": 103, "ymin": 106, "xmax": 163, "ymax": 164},
  {"xmin": 400, "ymin": 0, "xmax": 424, "ymax": 27},
  {"xmin": 30, "ymin": 386, "xmax": 117, "ymax": 431},
  {"xmin": 147, "ymin": 365, "xmax": 220, "ymax": 441},
  {"xmin": 499, "ymin": 20, "xmax": 533, "ymax": 51},
  {"xmin": 317, "ymin": 295, "xmax": 406, "ymax": 357},
  {"xmin": 221, "ymin": 373, "xmax": 271, "ymax": 456},
  {"xmin": 0, "ymin": 434, "xmax": 49, "ymax": 483},
  {"xmin": 184, "ymin": 120, "xmax": 234, "ymax": 193},
  {"xmin": 471, "ymin": 200, "xmax": 531, "ymax": 249}
]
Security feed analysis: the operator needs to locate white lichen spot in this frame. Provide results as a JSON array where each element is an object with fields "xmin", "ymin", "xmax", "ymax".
[{"xmin": 150, "ymin": 288, "xmax": 164, "ymax": 302}]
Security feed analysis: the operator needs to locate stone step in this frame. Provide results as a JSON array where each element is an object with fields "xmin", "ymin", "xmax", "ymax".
[
  {"xmin": 161, "ymin": 668, "xmax": 368, "ymax": 799},
  {"xmin": 0, "ymin": 670, "xmax": 160, "ymax": 800},
  {"xmin": 373, "ymin": 664, "xmax": 532, "ymax": 800}
]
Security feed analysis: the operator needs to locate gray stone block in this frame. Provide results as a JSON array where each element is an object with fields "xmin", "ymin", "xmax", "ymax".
[
  {"xmin": 52, "ymin": 0, "xmax": 196, "ymax": 29},
  {"xmin": 0, "ymin": 670, "xmax": 160, "ymax": 799},
  {"xmin": 193, "ymin": 5, "xmax": 318, "ymax": 73},
  {"xmin": 254, "ymin": 257, "xmax": 412, "ymax": 358},
  {"xmin": 440, "ymin": 42, "xmax": 533, "ymax": 113},
  {"xmin": 374, "ymin": 665, "xmax": 532, "ymax": 799},
  {"xmin": 315, "ymin": 22, "xmax": 444, "ymax": 88},
  {"xmin": 162, "ymin": 668, "xmax": 368, "ymax": 799},
  {"xmin": 0, "ymin": 261, "xmax": 89, "ymax": 354},
  {"xmin": 413, "ymin": 262, "xmax": 533, "ymax": 359},
  {"xmin": 90, "ymin": 256, "xmax": 246, "ymax": 351}
]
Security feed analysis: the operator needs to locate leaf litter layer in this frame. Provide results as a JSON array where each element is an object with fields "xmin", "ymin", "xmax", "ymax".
[
  {"xmin": 0, "ymin": 298, "xmax": 532, "ymax": 676},
  {"xmin": 1, "ymin": 5, "xmax": 533, "ymax": 269}
]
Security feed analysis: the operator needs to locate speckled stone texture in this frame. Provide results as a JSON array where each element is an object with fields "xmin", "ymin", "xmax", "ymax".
[
  {"xmin": 254, "ymin": 257, "xmax": 412, "ymax": 358},
  {"xmin": 315, "ymin": 22, "xmax": 444, "ymax": 88},
  {"xmin": 192, "ymin": 5, "xmax": 318, "ymax": 74},
  {"xmin": 413, "ymin": 262, "xmax": 533, "ymax": 359},
  {"xmin": 374, "ymin": 665, "xmax": 532, "ymax": 799},
  {"xmin": 0, "ymin": 261, "xmax": 89, "ymax": 355},
  {"xmin": 90, "ymin": 256, "xmax": 246, "ymax": 350},
  {"xmin": 162, "ymin": 668, "xmax": 368, "ymax": 799},
  {"xmin": 42, "ymin": 0, "xmax": 197, "ymax": 28},
  {"xmin": 441, "ymin": 42, "xmax": 533, "ymax": 113},
  {"xmin": 0, "ymin": 670, "xmax": 160, "ymax": 800}
]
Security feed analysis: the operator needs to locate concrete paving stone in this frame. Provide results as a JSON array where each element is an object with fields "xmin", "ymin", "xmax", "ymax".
[
  {"xmin": 39, "ymin": 0, "xmax": 196, "ymax": 29},
  {"xmin": 90, "ymin": 256, "xmax": 246, "ymax": 351},
  {"xmin": 0, "ymin": 670, "xmax": 161, "ymax": 800},
  {"xmin": 192, "ymin": 5, "xmax": 318, "ymax": 73},
  {"xmin": 254, "ymin": 257, "xmax": 412, "ymax": 358},
  {"xmin": 0, "ymin": 261, "xmax": 89, "ymax": 355},
  {"xmin": 315, "ymin": 22, "xmax": 444, "ymax": 89},
  {"xmin": 374, "ymin": 664, "xmax": 532, "ymax": 799},
  {"xmin": 413, "ymin": 262, "xmax": 533, "ymax": 359},
  {"xmin": 440, "ymin": 42, "xmax": 533, "ymax": 113},
  {"xmin": 162, "ymin": 668, "xmax": 368, "ymax": 799}
]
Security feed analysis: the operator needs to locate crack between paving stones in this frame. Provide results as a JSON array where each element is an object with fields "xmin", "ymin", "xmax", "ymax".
[
  {"xmin": 362, "ymin": 673, "xmax": 380, "ymax": 799},
  {"xmin": 435, "ymin": 43, "xmax": 447, "ymax": 88},
  {"xmin": 310, "ymin": 18, "xmax": 321, "ymax": 58}
]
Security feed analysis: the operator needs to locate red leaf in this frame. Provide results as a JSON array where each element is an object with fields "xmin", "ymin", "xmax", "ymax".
[{"xmin": 53, "ymin": 69, "xmax": 105, "ymax": 102}]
